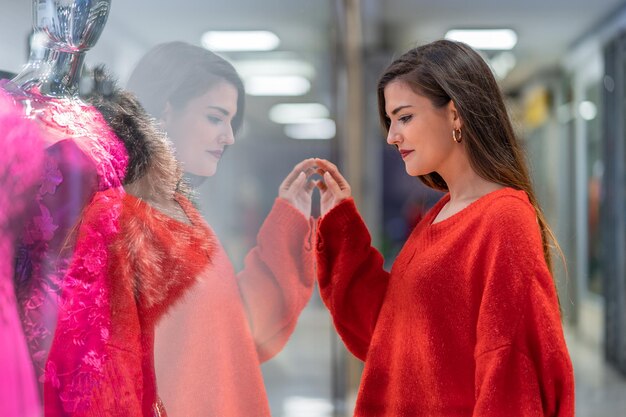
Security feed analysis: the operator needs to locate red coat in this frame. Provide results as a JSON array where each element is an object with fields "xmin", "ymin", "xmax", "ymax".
[
  {"xmin": 44, "ymin": 192, "xmax": 315, "ymax": 416},
  {"xmin": 316, "ymin": 188, "xmax": 575, "ymax": 416}
]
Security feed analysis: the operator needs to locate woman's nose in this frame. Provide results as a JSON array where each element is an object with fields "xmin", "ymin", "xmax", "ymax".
[
  {"xmin": 387, "ymin": 129, "xmax": 401, "ymax": 145},
  {"xmin": 220, "ymin": 124, "xmax": 235, "ymax": 145}
]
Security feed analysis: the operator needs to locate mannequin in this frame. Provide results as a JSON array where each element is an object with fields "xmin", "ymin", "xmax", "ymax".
[
  {"xmin": 4, "ymin": 2, "xmax": 213, "ymax": 415},
  {"xmin": 9, "ymin": 0, "xmax": 110, "ymax": 100},
  {"xmin": 1, "ymin": 0, "xmax": 130, "ymax": 413}
]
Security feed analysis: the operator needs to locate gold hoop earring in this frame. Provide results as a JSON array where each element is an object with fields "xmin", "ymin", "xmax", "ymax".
[{"xmin": 452, "ymin": 128, "xmax": 462, "ymax": 143}]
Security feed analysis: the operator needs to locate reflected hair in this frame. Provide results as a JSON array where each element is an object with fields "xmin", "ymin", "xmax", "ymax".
[
  {"xmin": 127, "ymin": 41, "xmax": 245, "ymax": 133},
  {"xmin": 377, "ymin": 39, "xmax": 561, "ymax": 277}
]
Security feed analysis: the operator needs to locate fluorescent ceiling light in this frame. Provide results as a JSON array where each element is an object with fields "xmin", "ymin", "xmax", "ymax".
[
  {"xmin": 245, "ymin": 75, "xmax": 310, "ymax": 96},
  {"xmin": 201, "ymin": 31, "xmax": 280, "ymax": 52},
  {"xmin": 444, "ymin": 29, "xmax": 517, "ymax": 50},
  {"xmin": 284, "ymin": 119, "xmax": 336, "ymax": 140},
  {"xmin": 269, "ymin": 103, "xmax": 329, "ymax": 124},
  {"xmin": 233, "ymin": 59, "xmax": 315, "ymax": 79}
]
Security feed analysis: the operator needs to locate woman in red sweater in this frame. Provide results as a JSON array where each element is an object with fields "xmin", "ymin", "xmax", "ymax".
[{"xmin": 314, "ymin": 40, "xmax": 575, "ymax": 416}]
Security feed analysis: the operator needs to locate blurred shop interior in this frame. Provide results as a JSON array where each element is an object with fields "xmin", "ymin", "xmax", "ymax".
[{"xmin": 2, "ymin": 0, "xmax": 626, "ymax": 416}]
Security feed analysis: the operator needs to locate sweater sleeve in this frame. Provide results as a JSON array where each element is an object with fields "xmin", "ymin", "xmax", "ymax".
[
  {"xmin": 473, "ymin": 198, "xmax": 575, "ymax": 417},
  {"xmin": 236, "ymin": 198, "xmax": 316, "ymax": 362},
  {"xmin": 316, "ymin": 198, "xmax": 389, "ymax": 361}
]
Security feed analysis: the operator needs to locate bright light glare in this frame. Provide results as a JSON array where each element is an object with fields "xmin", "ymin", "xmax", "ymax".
[
  {"xmin": 283, "ymin": 396, "xmax": 333, "ymax": 417},
  {"xmin": 269, "ymin": 103, "xmax": 330, "ymax": 124},
  {"xmin": 445, "ymin": 29, "xmax": 518, "ymax": 50},
  {"xmin": 284, "ymin": 119, "xmax": 336, "ymax": 140},
  {"xmin": 233, "ymin": 59, "xmax": 315, "ymax": 79},
  {"xmin": 579, "ymin": 101, "xmax": 597, "ymax": 121},
  {"xmin": 245, "ymin": 76, "xmax": 311, "ymax": 96},
  {"xmin": 201, "ymin": 31, "xmax": 280, "ymax": 51}
]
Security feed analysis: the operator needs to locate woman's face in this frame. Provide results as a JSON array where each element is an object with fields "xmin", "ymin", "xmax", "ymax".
[
  {"xmin": 384, "ymin": 80, "xmax": 458, "ymax": 177},
  {"xmin": 163, "ymin": 80, "xmax": 239, "ymax": 177}
]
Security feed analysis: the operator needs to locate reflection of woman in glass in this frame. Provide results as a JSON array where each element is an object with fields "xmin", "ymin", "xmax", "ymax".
[
  {"xmin": 314, "ymin": 40, "xmax": 574, "ymax": 416},
  {"xmin": 127, "ymin": 42, "xmax": 316, "ymax": 417}
]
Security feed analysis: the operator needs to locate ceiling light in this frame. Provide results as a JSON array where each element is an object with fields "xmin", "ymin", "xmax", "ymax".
[
  {"xmin": 444, "ymin": 29, "xmax": 518, "ymax": 50},
  {"xmin": 245, "ymin": 75, "xmax": 310, "ymax": 96},
  {"xmin": 201, "ymin": 31, "xmax": 280, "ymax": 52},
  {"xmin": 269, "ymin": 103, "xmax": 329, "ymax": 124},
  {"xmin": 284, "ymin": 119, "xmax": 336, "ymax": 140},
  {"xmin": 233, "ymin": 59, "xmax": 315, "ymax": 79}
]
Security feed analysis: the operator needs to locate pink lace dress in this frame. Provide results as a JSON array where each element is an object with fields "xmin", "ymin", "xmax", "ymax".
[
  {"xmin": 1, "ymin": 80, "xmax": 129, "ymax": 415},
  {"xmin": 0, "ymin": 88, "xmax": 45, "ymax": 417}
]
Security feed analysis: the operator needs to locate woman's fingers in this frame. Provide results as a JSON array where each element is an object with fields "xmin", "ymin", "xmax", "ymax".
[
  {"xmin": 293, "ymin": 171, "xmax": 307, "ymax": 189},
  {"xmin": 293, "ymin": 171, "xmax": 316, "ymax": 196},
  {"xmin": 323, "ymin": 171, "xmax": 343, "ymax": 196},
  {"xmin": 303, "ymin": 177, "xmax": 316, "ymax": 193},
  {"xmin": 315, "ymin": 159, "xmax": 350, "ymax": 192},
  {"xmin": 279, "ymin": 158, "xmax": 351, "ymax": 216},
  {"xmin": 280, "ymin": 158, "xmax": 316, "ymax": 191},
  {"xmin": 314, "ymin": 179, "xmax": 328, "ymax": 192}
]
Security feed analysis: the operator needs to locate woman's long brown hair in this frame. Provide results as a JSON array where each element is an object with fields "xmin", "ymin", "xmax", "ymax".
[{"xmin": 377, "ymin": 39, "xmax": 561, "ymax": 277}]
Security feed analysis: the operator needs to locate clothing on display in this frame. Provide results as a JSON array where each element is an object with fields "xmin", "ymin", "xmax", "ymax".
[
  {"xmin": 0, "ymin": 88, "xmax": 45, "ymax": 417},
  {"xmin": 2, "ymin": 78, "xmax": 129, "ymax": 414}
]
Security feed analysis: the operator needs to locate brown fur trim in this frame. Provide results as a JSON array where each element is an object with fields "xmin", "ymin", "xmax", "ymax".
[{"xmin": 84, "ymin": 66, "xmax": 191, "ymax": 202}]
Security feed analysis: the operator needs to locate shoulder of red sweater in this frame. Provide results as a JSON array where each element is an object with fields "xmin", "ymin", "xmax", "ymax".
[
  {"xmin": 471, "ymin": 189, "xmax": 545, "ymax": 251},
  {"xmin": 479, "ymin": 188, "xmax": 537, "ymax": 225}
]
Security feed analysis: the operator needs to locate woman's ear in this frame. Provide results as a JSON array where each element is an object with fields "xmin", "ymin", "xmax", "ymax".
[{"xmin": 448, "ymin": 100, "xmax": 463, "ymax": 129}]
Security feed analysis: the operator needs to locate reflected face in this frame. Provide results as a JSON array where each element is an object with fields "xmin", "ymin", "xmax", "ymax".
[
  {"xmin": 163, "ymin": 80, "xmax": 239, "ymax": 177},
  {"xmin": 384, "ymin": 80, "xmax": 456, "ymax": 177}
]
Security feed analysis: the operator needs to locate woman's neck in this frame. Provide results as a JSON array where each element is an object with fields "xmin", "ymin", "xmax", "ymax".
[{"xmin": 438, "ymin": 153, "xmax": 503, "ymax": 204}]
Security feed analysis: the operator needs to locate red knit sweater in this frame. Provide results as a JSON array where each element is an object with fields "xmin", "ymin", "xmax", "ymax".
[
  {"xmin": 154, "ymin": 197, "xmax": 316, "ymax": 417},
  {"xmin": 316, "ymin": 188, "xmax": 575, "ymax": 417}
]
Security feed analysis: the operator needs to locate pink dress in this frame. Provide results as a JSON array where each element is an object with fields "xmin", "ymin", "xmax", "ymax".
[
  {"xmin": 1, "ymin": 80, "xmax": 129, "ymax": 414},
  {"xmin": 0, "ymin": 88, "xmax": 45, "ymax": 417}
]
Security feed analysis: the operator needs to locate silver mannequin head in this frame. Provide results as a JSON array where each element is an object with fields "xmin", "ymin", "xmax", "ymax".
[
  {"xmin": 10, "ymin": 0, "xmax": 111, "ymax": 99},
  {"xmin": 34, "ymin": 0, "xmax": 111, "ymax": 53}
]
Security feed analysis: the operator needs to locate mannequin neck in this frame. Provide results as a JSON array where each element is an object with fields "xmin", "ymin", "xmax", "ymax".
[{"xmin": 12, "ymin": 46, "xmax": 86, "ymax": 99}]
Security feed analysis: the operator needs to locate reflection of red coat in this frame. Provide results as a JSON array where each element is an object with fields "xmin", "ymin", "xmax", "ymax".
[
  {"xmin": 44, "ymin": 190, "xmax": 214, "ymax": 416},
  {"xmin": 45, "ymin": 192, "xmax": 315, "ymax": 417},
  {"xmin": 317, "ymin": 188, "xmax": 574, "ymax": 417},
  {"xmin": 155, "ymin": 198, "xmax": 316, "ymax": 417}
]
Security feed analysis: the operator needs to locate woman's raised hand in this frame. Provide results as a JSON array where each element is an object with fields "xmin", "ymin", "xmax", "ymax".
[
  {"xmin": 278, "ymin": 158, "xmax": 318, "ymax": 218},
  {"xmin": 314, "ymin": 158, "xmax": 352, "ymax": 217}
]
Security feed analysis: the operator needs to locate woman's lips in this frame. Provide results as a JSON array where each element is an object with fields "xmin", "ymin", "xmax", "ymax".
[
  {"xmin": 399, "ymin": 149, "xmax": 414, "ymax": 159},
  {"xmin": 207, "ymin": 150, "xmax": 223, "ymax": 159}
]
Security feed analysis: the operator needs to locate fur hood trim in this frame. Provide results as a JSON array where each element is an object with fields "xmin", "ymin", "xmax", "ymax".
[{"xmin": 84, "ymin": 66, "xmax": 189, "ymax": 201}]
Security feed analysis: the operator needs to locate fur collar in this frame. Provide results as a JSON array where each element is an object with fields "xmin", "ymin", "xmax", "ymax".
[{"xmin": 84, "ymin": 66, "xmax": 189, "ymax": 202}]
